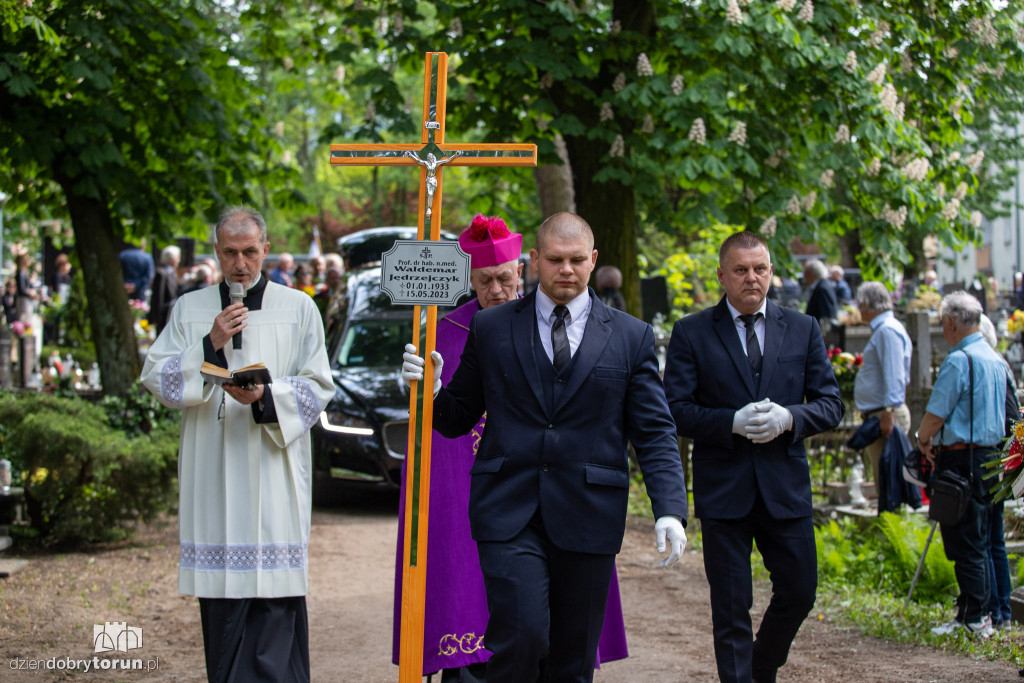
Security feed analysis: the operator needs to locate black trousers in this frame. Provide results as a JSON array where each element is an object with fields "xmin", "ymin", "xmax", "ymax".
[
  {"xmin": 936, "ymin": 447, "xmax": 996, "ymax": 624},
  {"xmin": 476, "ymin": 514, "xmax": 616, "ymax": 683},
  {"xmin": 701, "ymin": 496, "xmax": 817, "ymax": 683},
  {"xmin": 198, "ymin": 596, "xmax": 310, "ymax": 683}
]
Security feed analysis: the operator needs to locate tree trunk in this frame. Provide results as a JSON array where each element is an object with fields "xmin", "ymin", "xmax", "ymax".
[
  {"xmin": 534, "ymin": 133, "xmax": 576, "ymax": 218},
  {"xmin": 58, "ymin": 183, "xmax": 141, "ymax": 395}
]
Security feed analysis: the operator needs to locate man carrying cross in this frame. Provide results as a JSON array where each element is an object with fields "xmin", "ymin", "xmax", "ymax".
[{"xmin": 403, "ymin": 212, "xmax": 687, "ymax": 682}]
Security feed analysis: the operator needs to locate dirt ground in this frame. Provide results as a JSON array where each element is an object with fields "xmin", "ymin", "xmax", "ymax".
[{"xmin": 1, "ymin": 494, "xmax": 1021, "ymax": 682}]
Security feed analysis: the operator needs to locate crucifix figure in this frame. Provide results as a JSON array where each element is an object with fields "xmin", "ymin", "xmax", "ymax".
[
  {"xmin": 330, "ymin": 52, "xmax": 536, "ymax": 683},
  {"xmin": 403, "ymin": 150, "xmax": 462, "ymax": 220}
]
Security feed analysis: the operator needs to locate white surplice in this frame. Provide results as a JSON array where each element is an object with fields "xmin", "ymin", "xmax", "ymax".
[{"xmin": 140, "ymin": 281, "xmax": 334, "ymax": 598}]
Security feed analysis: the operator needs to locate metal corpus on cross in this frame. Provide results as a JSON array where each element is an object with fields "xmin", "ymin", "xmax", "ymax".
[{"xmin": 330, "ymin": 51, "xmax": 536, "ymax": 682}]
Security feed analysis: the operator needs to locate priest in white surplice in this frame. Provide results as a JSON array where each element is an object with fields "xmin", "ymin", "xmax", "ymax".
[{"xmin": 141, "ymin": 206, "xmax": 334, "ymax": 683}]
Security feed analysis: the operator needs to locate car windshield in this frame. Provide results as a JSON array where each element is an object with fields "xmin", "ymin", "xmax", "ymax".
[{"xmin": 335, "ymin": 319, "xmax": 411, "ymax": 368}]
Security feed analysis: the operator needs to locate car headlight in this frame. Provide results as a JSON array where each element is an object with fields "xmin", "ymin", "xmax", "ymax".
[{"xmin": 319, "ymin": 411, "xmax": 375, "ymax": 436}]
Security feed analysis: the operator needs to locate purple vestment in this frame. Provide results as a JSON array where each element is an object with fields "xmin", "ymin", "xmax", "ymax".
[{"xmin": 392, "ymin": 298, "xmax": 629, "ymax": 675}]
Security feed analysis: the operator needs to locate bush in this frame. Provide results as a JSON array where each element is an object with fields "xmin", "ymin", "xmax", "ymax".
[{"xmin": 0, "ymin": 391, "xmax": 179, "ymax": 546}]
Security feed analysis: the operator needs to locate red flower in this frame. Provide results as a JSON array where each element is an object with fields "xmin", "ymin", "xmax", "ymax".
[{"xmin": 854, "ymin": 355, "xmax": 863, "ymax": 366}]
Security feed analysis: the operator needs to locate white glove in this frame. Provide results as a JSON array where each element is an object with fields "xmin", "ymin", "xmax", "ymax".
[
  {"xmin": 401, "ymin": 343, "xmax": 443, "ymax": 397},
  {"xmin": 732, "ymin": 399, "xmax": 768, "ymax": 436},
  {"xmin": 744, "ymin": 401, "xmax": 794, "ymax": 443},
  {"xmin": 655, "ymin": 516, "xmax": 687, "ymax": 567}
]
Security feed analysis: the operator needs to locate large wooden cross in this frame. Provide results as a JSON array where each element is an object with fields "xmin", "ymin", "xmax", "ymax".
[{"xmin": 330, "ymin": 51, "xmax": 536, "ymax": 682}]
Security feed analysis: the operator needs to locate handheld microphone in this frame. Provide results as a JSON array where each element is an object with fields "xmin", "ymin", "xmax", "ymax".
[{"xmin": 229, "ymin": 282, "xmax": 245, "ymax": 349}]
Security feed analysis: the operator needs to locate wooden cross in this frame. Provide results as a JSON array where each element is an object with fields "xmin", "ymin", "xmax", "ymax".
[{"xmin": 330, "ymin": 51, "xmax": 536, "ymax": 682}]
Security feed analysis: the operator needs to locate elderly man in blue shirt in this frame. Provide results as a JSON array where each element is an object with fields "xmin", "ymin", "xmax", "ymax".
[
  {"xmin": 853, "ymin": 282, "xmax": 912, "ymax": 489},
  {"xmin": 916, "ymin": 291, "xmax": 1007, "ymax": 638}
]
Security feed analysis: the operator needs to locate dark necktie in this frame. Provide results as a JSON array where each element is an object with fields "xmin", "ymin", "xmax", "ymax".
[
  {"xmin": 552, "ymin": 305, "xmax": 571, "ymax": 372},
  {"xmin": 739, "ymin": 313, "xmax": 763, "ymax": 373}
]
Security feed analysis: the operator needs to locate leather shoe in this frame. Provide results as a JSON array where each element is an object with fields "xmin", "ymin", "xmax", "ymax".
[{"xmin": 752, "ymin": 666, "xmax": 777, "ymax": 683}]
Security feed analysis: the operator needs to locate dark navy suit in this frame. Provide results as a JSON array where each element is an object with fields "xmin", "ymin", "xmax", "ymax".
[
  {"xmin": 663, "ymin": 297, "xmax": 843, "ymax": 682},
  {"xmin": 434, "ymin": 288, "xmax": 687, "ymax": 682}
]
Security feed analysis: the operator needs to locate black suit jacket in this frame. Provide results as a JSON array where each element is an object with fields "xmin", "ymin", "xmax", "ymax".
[
  {"xmin": 433, "ymin": 288, "xmax": 687, "ymax": 555},
  {"xmin": 805, "ymin": 279, "xmax": 837, "ymax": 322},
  {"xmin": 663, "ymin": 298, "xmax": 843, "ymax": 520}
]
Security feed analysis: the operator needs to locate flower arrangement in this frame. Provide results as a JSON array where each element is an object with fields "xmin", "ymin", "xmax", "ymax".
[
  {"xmin": 300, "ymin": 285, "xmax": 317, "ymax": 298},
  {"xmin": 983, "ymin": 412, "xmax": 1024, "ymax": 503},
  {"xmin": 1008, "ymin": 310, "xmax": 1024, "ymax": 335},
  {"xmin": 905, "ymin": 284, "xmax": 943, "ymax": 316},
  {"xmin": 828, "ymin": 347, "xmax": 862, "ymax": 400},
  {"xmin": 9, "ymin": 320, "xmax": 33, "ymax": 337}
]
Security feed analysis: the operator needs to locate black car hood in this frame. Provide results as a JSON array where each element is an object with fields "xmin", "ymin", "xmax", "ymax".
[{"xmin": 329, "ymin": 366, "xmax": 410, "ymax": 421}]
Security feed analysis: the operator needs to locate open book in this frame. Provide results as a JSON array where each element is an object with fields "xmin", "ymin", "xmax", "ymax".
[{"xmin": 201, "ymin": 362, "xmax": 272, "ymax": 388}]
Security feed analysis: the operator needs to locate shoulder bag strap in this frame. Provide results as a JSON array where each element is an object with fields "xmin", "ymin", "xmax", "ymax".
[{"xmin": 962, "ymin": 349, "xmax": 974, "ymax": 482}]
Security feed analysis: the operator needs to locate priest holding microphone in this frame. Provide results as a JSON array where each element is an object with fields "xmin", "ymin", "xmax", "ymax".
[{"xmin": 141, "ymin": 206, "xmax": 334, "ymax": 683}]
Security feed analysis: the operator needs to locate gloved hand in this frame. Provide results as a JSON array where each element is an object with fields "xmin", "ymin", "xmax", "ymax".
[
  {"xmin": 654, "ymin": 515, "xmax": 687, "ymax": 567},
  {"xmin": 745, "ymin": 401, "xmax": 794, "ymax": 443},
  {"xmin": 401, "ymin": 343, "xmax": 443, "ymax": 397},
  {"xmin": 732, "ymin": 399, "xmax": 768, "ymax": 436}
]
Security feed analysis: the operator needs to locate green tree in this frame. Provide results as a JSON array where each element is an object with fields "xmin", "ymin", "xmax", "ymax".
[
  {"xmin": 335, "ymin": 0, "xmax": 1024, "ymax": 308},
  {"xmin": 0, "ymin": 0, "xmax": 300, "ymax": 393}
]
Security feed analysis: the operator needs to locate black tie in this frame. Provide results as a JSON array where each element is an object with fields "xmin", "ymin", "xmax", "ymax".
[
  {"xmin": 739, "ymin": 313, "xmax": 763, "ymax": 373},
  {"xmin": 552, "ymin": 305, "xmax": 571, "ymax": 372}
]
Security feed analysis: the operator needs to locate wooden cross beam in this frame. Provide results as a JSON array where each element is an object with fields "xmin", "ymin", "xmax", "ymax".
[{"xmin": 330, "ymin": 51, "xmax": 536, "ymax": 682}]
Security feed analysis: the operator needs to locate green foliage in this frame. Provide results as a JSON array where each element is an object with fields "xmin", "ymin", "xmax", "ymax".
[
  {"xmin": 0, "ymin": 391, "xmax": 178, "ymax": 546},
  {"xmin": 816, "ymin": 512, "xmax": 957, "ymax": 605},
  {"xmin": 99, "ymin": 381, "xmax": 178, "ymax": 438}
]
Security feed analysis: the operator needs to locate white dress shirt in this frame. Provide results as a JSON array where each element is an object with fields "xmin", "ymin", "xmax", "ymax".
[
  {"xmin": 535, "ymin": 288, "xmax": 592, "ymax": 364},
  {"xmin": 725, "ymin": 298, "xmax": 766, "ymax": 357}
]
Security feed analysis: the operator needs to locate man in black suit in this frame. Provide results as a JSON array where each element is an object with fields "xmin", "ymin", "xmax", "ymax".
[
  {"xmin": 663, "ymin": 232, "xmax": 843, "ymax": 683},
  {"xmin": 403, "ymin": 212, "xmax": 688, "ymax": 683},
  {"xmin": 803, "ymin": 258, "xmax": 838, "ymax": 325}
]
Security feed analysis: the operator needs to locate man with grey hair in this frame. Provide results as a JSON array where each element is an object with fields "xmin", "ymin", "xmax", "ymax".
[
  {"xmin": 147, "ymin": 244, "xmax": 181, "ymax": 335},
  {"xmin": 916, "ymin": 291, "xmax": 1009, "ymax": 638},
  {"xmin": 853, "ymin": 281, "xmax": 912, "ymax": 493},
  {"xmin": 829, "ymin": 264, "xmax": 852, "ymax": 305},
  {"xmin": 141, "ymin": 206, "xmax": 334, "ymax": 680},
  {"xmin": 803, "ymin": 259, "xmax": 837, "ymax": 326}
]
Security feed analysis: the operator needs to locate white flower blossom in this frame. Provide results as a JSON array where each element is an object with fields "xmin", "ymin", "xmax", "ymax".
[
  {"xmin": 950, "ymin": 98, "xmax": 963, "ymax": 121},
  {"xmin": 797, "ymin": 1, "xmax": 813, "ymax": 22},
  {"xmin": 760, "ymin": 216, "xmax": 778, "ymax": 237},
  {"xmin": 867, "ymin": 22, "xmax": 889, "ymax": 48},
  {"xmin": 365, "ymin": 101, "xmax": 376, "ymax": 122},
  {"xmin": 744, "ymin": 187, "xmax": 756, "ymax": 202},
  {"xmin": 282, "ymin": 150, "xmax": 292, "ymax": 165},
  {"xmin": 274, "ymin": 121, "xmax": 285, "ymax": 137},
  {"xmin": 968, "ymin": 17, "xmax": 999, "ymax": 47},
  {"xmin": 941, "ymin": 198, "xmax": 961, "ymax": 221},
  {"xmin": 688, "ymin": 117, "xmax": 706, "ymax": 145},
  {"xmin": 964, "ymin": 151, "xmax": 985, "ymax": 172},
  {"xmin": 954, "ymin": 182, "xmax": 968, "ymax": 201},
  {"xmin": 900, "ymin": 51, "xmax": 913, "ymax": 74},
  {"xmin": 450, "ymin": 18, "xmax": 463, "ymax": 37},
  {"xmin": 283, "ymin": 57, "xmax": 294, "ymax": 70},
  {"xmin": 637, "ymin": 53, "xmax": 654, "ymax": 77},
  {"xmin": 880, "ymin": 204, "xmax": 908, "ymax": 229},
  {"xmin": 834, "ymin": 125, "xmax": 850, "ymax": 144},
  {"xmin": 610, "ymin": 134, "xmax": 625, "ymax": 158},
  {"xmin": 671, "ymin": 75, "xmax": 685, "ymax": 96},
  {"xmin": 994, "ymin": 65, "xmax": 1007, "ymax": 80},
  {"xmin": 766, "ymin": 151, "xmax": 782, "ymax": 169},
  {"xmin": 786, "ymin": 194, "xmax": 802, "ymax": 216},
  {"xmin": 776, "ymin": 0, "xmax": 797, "ymax": 12},
  {"xmin": 642, "ymin": 114, "xmax": 655, "ymax": 134},
  {"xmin": 334, "ymin": 65, "xmax": 345, "ymax": 84},
  {"xmin": 610, "ymin": 20, "xmax": 621, "ymax": 36},
  {"xmin": 821, "ymin": 168, "xmax": 835, "ymax": 188},
  {"xmin": 728, "ymin": 122, "xmax": 747, "ymax": 147},
  {"xmin": 902, "ymin": 157, "xmax": 930, "ymax": 182},
  {"xmin": 540, "ymin": 73, "xmax": 554, "ymax": 89},
  {"xmin": 879, "ymin": 83, "xmax": 898, "ymax": 114},
  {"xmin": 392, "ymin": 12, "xmax": 403, "ymax": 34},
  {"xmin": 599, "ymin": 102, "xmax": 614, "ymax": 122},
  {"xmin": 894, "ymin": 101, "xmax": 905, "ymax": 121},
  {"xmin": 866, "ymin": 62, "xmax": 886, "ymax": 86},
  {"xmin": 944, "ymin": 46, "xmax": 959, "ymax": 60},
  {"xmin": 867, "ymin": 157, "xmax": 881, "ymax": 176},
  {"xmin": 936, "ymin": 182, "xmax": 946, "ymax": 199},
  {"xmin": 537, "ymin": 116, "xmax": 549, "ymax": 132},
  {"xmin": 843, "ymin": 51, "xmax": 858, "ymax": 74},
  {"xmin": 971, "ymin": 211, "xmax": 983, "ymax": 228},
  {"xmin": 801, "ymin": 191, "xmax": 818, "ymax": 212},
  {"xmin": 613, "ymin": 73, "xmax": 626, "ymax": 92},
  {"xmin": 726, "ymin": 0, "xmax": 744, "ymax": 25}
]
